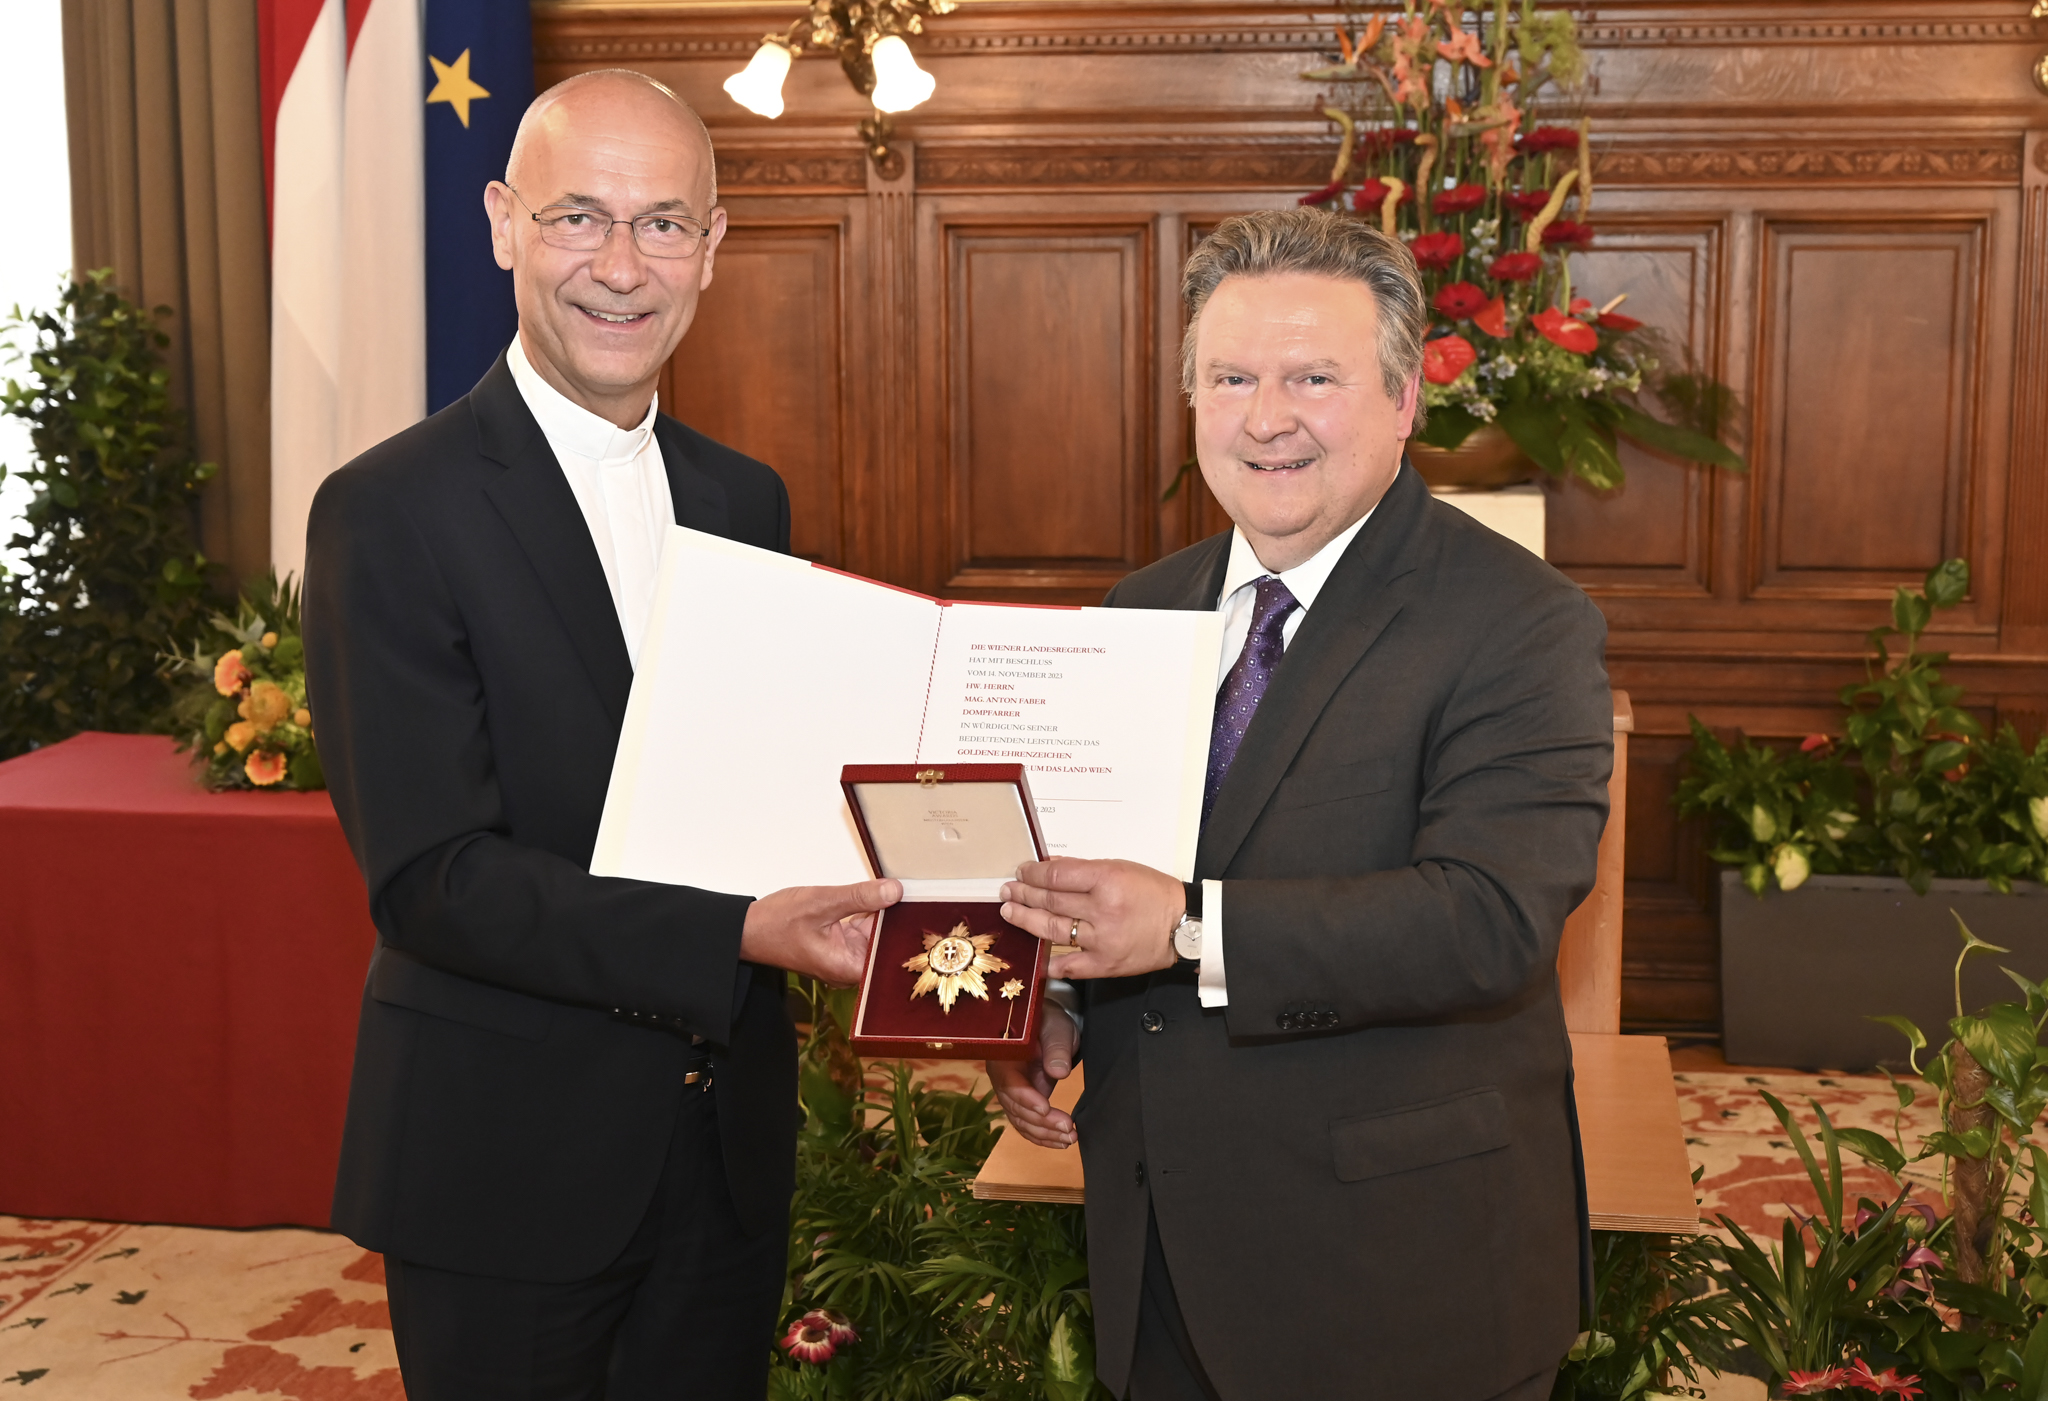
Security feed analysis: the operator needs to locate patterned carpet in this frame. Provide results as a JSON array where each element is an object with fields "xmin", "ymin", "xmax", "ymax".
[{"xmin": 0, "ymin": 1058, "xmax": 1948, "ymax": 1396}]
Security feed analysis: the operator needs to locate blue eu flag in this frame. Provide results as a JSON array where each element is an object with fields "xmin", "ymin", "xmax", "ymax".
[{"xmin": 423, "ymin": 0, "xmax": 534, "ymax": 413}]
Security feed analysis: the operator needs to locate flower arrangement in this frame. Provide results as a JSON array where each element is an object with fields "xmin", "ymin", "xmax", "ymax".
[
  {"xmin": 1678, "ymin": 560, "xmax": 2048, "ymax": 895},
  {"xmin": 1298, "ymin": 0, "xmax": 1743, "ymax": 488},
  {"xmin": 163, "ymin": 573, "xmax": 324, "ymax": 791}
]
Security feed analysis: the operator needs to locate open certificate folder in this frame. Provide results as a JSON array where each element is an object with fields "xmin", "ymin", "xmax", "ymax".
[{"xmin": 591, "ymin": 528, "xmax": 1223, "ymax": 896}]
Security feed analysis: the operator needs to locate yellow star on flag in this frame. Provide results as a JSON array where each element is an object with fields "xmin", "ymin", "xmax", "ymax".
[{"xmin": 426, "ymin": 49, "xmax": 490, "ymax": 128}]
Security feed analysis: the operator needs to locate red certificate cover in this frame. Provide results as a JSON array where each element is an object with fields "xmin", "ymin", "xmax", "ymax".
[{"xmin": 842, "ymin": 764, "xmax": 1051, "ymax": 1059}]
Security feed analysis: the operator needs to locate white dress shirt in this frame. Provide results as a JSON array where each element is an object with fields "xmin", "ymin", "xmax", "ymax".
[
  {"xmin": 1196, "ymin": 506, "xmax": 1375, "ymax": 1008},
  {"xmin": 507, "ymin": 335, "xmax": 673, "ymax": 668}
]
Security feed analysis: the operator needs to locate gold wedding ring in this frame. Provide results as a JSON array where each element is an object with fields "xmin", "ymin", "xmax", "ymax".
[{"xmin": 1068, "ymin": 918, "xmax": 1082, "ymax": 948}]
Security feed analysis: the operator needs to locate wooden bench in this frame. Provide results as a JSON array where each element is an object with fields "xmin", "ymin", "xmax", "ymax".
[{"xmin": 972, "ymin": 690, "xmax": 1701, "ymax": 1234}]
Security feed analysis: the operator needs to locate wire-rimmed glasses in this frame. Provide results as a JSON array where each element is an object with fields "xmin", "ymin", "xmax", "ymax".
[{"xmin": 508, "ymin": 186, "xmax": 711, "ymax": 259}]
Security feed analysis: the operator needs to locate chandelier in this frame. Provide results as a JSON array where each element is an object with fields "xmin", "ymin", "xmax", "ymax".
[{"xmin": 724, "ymin": 0, "xmax": 954, "ymax": 175}]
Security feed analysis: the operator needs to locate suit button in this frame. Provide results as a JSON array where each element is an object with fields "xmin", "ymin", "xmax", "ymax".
[
  {"xmin": 1141, "ymin": 1010, "xmax": 1164, "ymax": 1033},
  {"xmin": 1135, "ymin": 1161, "xmax": 1146, "ymax": 1186},
  {"xmin": 1319, "ymin": 1011, "xmax": 1338, "ymax": 1028}
]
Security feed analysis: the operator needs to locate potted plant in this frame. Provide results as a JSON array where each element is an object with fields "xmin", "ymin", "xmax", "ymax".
[
  {"xmin": 1678, "ymin": 562, "xmax": 2048, "ymax": 1070},
  {"xmin": 1297, "ymin": 0, "xmax": 1743, "ymax": 490}
]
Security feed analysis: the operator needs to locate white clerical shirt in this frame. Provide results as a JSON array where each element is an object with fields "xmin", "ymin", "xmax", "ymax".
[{"xmin": 506, "ymin": 335, "xmax": 673, "ymax": 669}]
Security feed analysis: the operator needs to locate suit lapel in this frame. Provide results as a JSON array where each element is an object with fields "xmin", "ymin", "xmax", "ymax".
[
  {"xmin": 475, "ymin": 356, "xmax": 636, "ymax": 725},
  {"xmin": 653, "ymin": 418, "xmax": 732, "ymax": 538},
  {"xmin": 1197, "ymin": 465, "xmax": 1435, "ymax": 876}
]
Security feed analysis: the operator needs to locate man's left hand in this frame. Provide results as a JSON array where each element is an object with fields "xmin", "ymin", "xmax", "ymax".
[{"xmin": 1000, "ymin": 858, "xmax": 1183, "ymax": 980}]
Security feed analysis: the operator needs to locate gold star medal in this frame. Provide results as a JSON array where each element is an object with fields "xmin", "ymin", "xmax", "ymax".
[{"xmin": 904, "ymin": 921, "xmax": 1010, "ymax": 1013}]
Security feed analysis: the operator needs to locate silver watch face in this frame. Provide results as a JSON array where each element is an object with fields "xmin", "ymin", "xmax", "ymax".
[{"xmin": 1173, "ymin": 917, "xmax": 1203, "ymax": 961}]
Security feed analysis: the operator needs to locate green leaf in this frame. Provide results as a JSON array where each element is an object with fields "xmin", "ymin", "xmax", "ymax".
[
  {"xmin": 1869, "ymin": 1014, "xmax": 1928, "ymax": 1060},
  {"xmin": 1496, "ymin": 399, "xmax": 1564, "ymax": 476},
  {"xmin": 1833, "ymin": 1126, "xmax": 1907, "ymax": 1177},
  {"xmin": 1959, "ymin": 1002, "xmax": 2041, "ymax": 1089},
  {"xmin": 1609, "ymin": 400, "xmax": 1745, "ymax": 470},
  {"xmin": 1893, "ymin": 588, "xmax": 1934, "ymax": 639},
  {"xmin": 1925, "ymin": 557, "xmax": 1971, "ymax": 609}
]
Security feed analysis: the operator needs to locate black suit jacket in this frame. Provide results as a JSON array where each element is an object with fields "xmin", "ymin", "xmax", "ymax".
[
  {"xmin": 303, "ymin": 354, "xmax": 797, "ymax": 1283},
  {"xmin": 1077, "ymin": 465, "xmax": 1612, "ymax": 1398}
]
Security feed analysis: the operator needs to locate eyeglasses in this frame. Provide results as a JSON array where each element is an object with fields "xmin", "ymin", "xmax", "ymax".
[{"xmin": 508, "ymin": 186, "xmax": 711, "ymax": 259}]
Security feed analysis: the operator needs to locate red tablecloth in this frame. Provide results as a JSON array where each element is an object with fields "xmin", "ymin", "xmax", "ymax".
[{"xmin": 0, "ymin": 732, "xmax": 373, "ymax": 1228}]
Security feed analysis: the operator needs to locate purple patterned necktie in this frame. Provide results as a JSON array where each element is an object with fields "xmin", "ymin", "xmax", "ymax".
[{"xmin": 1204, "ymin": 575, "xmax": 1300, "ymax": 822}]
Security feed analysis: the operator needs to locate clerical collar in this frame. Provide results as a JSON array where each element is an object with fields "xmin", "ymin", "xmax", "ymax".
[{"xmin": 506, "ymin": 334, "xmax": 658, "ymax": 466}]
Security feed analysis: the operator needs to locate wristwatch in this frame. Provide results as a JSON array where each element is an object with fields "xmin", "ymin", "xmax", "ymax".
[{"xmin": 1171, "ymin": 881, "xmax": 1204, "ymax": 964}]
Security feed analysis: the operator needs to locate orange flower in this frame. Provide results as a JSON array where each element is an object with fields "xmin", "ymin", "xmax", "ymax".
[
  {"xmin": 260, "ymin": 632, "xmax": 279, "ymax": 650},
  {"xmin": 245, "ymin": 750, "xmax": 289, "ymax": 787},
  {"xmin": 240, "ymin": 681, "xmax": 293, "ymax": 734},
  {"xmin": 224, "ymin": 721, "xmax": 257, "ymax": 753},
  {"xmin": 214, "ymin": 650, "xmax": 252, "ymax": 696},
  {"xmin": 292, "ymin": 708, "xmax": 312, "ymax": 728}
]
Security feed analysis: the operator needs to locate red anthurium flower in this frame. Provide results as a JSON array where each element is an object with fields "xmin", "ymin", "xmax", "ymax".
[
  {"xmin": 1783, "ymin": 1370, "xmax": 1853, "ymax": 1396},
  {"xmin": 1473, "ymin": 295, "xmax": 1510, "ymax": 338},
  {"xmin": 1433, "ymin": 282, "xmax": 1489, "ymax": 319},
  {"xmin": 1422, "ymin": 333, "xmax": 1477, "ymax": 385},
  {"xmin": 1354, "ymin": 178, "xmax": 1415, "ymax": 212},
  {"xmin": 1489, "ymin": 252, "xmax": 1542, "ymax": 282},
  {"xmin": 1432, "ymin": 184, "xmax": 1487, "ymax": 215},
  {"xmin": 1532, "ymin": 306, "xmax": 1598, "ymax": 354},
  {"xmin": 1505, "ymin": 190, "xmax": 1553, "ymax": 220},
  {"xmin": 1568, "ymin": 297, "xmax": 1592, "ymax": 313},
  {"xmin": 1520, "ymin": 125, "xmax": 1581, "ymax": 152},
  {"xmin": 1358, "ymin": 126, "xmax": 1421, "ymax": 155},
  {"xmin": 1541, "ymin": 220, "xmax": 1595, "ymax": 249},
  {"xmin": 1410, "ymin": 232, "xmax": 1464, "ymax": 269},
  {"xmin": 781, "ymin": 1311, "xmax": 839, "ymax": 1364},
  {"xmin": 1800, "ymin": 733, "xmax": 1834, "ymax": 752},
  {"xmin": 1297, "ymin": 180, "xmax": 1346, "ymax": 207},
  {"xmin": 1597, "ymin": 311, "xmax": 1643, "ymax": 332}
]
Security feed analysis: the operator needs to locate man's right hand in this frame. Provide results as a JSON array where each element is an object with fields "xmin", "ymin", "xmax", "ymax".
[
  {"xmin": 740, "ymin": 878, "xmax": 900, "ymax": 987},
  {"xmin": 988, "ymin": 1005, "xmax": 1079, "ymax": 1150}
]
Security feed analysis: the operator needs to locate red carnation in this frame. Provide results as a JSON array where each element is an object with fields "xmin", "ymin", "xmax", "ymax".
[
  {"xmin": 1297, "ymin": 180, "xmax": 1346, "ymax": 207},
  {"xmin": 1597, "ymin": 311, "xmax": 1643, "ymax": 332},
  {"xmin": 1432, "ymin": 184, "xmax": 1487, "ymax": 215},
  {"xmin": 1432, "ymin": 281, "xmax": 1489, "ymax": 319},
  {"xmin": 1489, "ymin": 252, "xmax": 1542, "ymax": 282},
  {"xmin": 1353, "ymin": 178, "xmax": 1414, "ymax": 212},
  {"xmin": 1422, "ymin": 333, "xmax": 1477, "ymax": 385},
  {"xmin": 1520, "ymin": 125, "xmax": 1580, "ymax": 153},
  {"xmin": 1505, "ymin": 190, "xmax": 1553, "ymax": 219},
  {"xmin": 1542, "ymin": 220, "xmax": 1595, "ymax": 249},
  {"xmin": 1532, "ymin": 306, "xmax": 1598, "ymax": 354},
  {"xmin": 1410, "ymin": 232, "xmax": 1463, "ymax": 269},
  {"xmin": 1473, "ymin": 294, "xmax": 1510, "ymax": 338}
]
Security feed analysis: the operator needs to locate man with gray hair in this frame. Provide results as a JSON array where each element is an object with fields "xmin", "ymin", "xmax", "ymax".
[
  {"xmin": 991, "ymin": 208, "xmax": 1613, "ymax": 1398},
  {"xmin": 305, "ymin": 69, "xmax": 899, "ymax": 1397}
]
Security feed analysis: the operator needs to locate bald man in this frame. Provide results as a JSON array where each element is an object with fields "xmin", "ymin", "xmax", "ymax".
[{"xmin": 304, "ymin": 71, "xmax": 898, "ymax": 1398}]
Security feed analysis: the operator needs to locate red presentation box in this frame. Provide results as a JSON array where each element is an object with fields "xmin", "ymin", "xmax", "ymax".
[{"xmin": 842, "ymin": 763, "xmax": 1051, "ymax": 1060}]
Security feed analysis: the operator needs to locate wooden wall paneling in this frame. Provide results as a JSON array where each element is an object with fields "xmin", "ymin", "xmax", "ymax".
[
  {"xmin": 662, "ymin": 208, "xmax": 857, "ymax": 566},
  {"xmin": 1751, "ymin": 215, "xmax": 1992, "ymax": 604},
  {"xmin": 922, "ymin": 208, "xmax": 1156, "ymax": 602},
  {"xmin": 1550, "ymin": 217, "xmax": 1726, "ymax": 594},
  {"xmin": 2000, "ymin": 131, "xmax": 2048, "ymax": 696}
]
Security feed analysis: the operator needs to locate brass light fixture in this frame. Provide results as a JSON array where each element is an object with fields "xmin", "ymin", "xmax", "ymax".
[{"xmin": 724, "ymin": 0, "xmax": 954, "ymax": 176}]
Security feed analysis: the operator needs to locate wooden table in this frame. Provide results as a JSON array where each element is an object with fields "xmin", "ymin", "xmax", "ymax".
[{"xmin": 974, "ymin": 1033, "xmax": 1698, "ymax": 1233}]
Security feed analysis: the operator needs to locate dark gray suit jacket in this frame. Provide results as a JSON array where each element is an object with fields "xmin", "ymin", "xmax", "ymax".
[{"xmin": 1077, "ymin": 464, "xmax": 1612, "ymax": 1398}]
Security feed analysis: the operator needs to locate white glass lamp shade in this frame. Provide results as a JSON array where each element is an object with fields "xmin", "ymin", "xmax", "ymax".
[
  {"xmin": 724, "ymin": 40, "xmax": 792, "ymax": 119},
  {"xmin": 868, "ymin": 35, "xmax": 936, "ymax": 113}
]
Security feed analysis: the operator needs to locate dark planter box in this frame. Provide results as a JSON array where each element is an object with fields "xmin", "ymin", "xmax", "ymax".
[{"xmin": 1719, "ymin": 870, "xmax": 2048, "ymax": 1071}]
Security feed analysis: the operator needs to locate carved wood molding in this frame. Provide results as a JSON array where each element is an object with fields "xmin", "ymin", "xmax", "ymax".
[
  {"xmin": 1578, "ymin": 19, "xmax": 2043, "ymax": 46},
  {"xmin": 1597, "ymin": 141, "xmax": 2026, "ymax": 185},
  {"xmin": 716, "ymin": 150, "xmax": 868, "ymax": 190},
  {"xmin": 914, "ymin": 144, "xmax": 1329, "ymax": 190}
]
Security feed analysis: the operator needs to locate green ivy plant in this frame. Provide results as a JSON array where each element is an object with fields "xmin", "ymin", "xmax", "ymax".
[
  {"xmin": 0, "ymin": 271, "xmax": 216, "ymax": 759},
  {"xmin": 1678, "ymin": 560, "xmax": 2048, "ymax": 895},
  {"xmin": 1550, "ymin": 1218, "xmax": 1734, "ymax": 1399}
]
